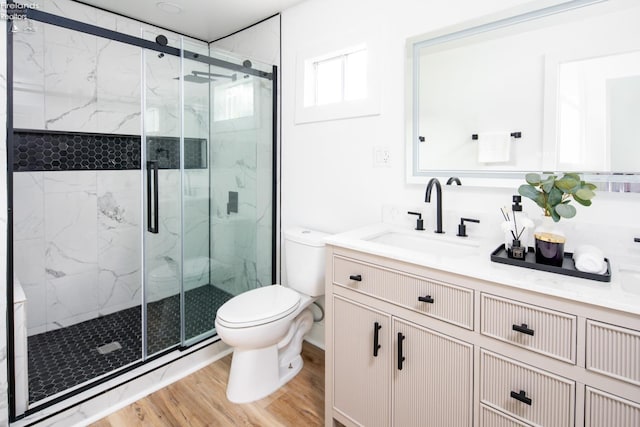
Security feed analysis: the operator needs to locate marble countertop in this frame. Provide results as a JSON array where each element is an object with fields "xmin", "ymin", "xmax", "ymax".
[{"xmin": 325, "ymin": 223, "xmax": 640, "ymax": 316}]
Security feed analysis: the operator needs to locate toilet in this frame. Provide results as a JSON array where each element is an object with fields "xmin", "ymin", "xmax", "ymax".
[{"xmin": 214, "ymin": 227, "xmax": 328, "ymax": 403}]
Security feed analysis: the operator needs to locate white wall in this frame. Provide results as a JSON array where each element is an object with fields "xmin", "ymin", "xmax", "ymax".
[{"xmin": 280, "ymin": 0, "xmax": 640, "ymax": 347}]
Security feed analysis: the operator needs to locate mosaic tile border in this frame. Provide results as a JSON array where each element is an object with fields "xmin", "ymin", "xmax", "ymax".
[
  {"xmin": 147, "ymin": 136, "xmax": 208, "ymax": 170},
  {"xmin": 13, "ymin": 130, "xmax": 140, "ymax": 172},
  {"xmin": 12, "ymin": 130, "xmax": 207, "ymax": 172}
]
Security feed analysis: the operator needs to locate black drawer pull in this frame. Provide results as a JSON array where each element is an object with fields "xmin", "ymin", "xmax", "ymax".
[
  {"xmin": 510, "ymin": 390, "xmax": 532, "ymax": 406},
  {"xmin": 349, "ymin": 274, "xmax": 362, "ymax": 281},
  {"xmin": 397, "ymin": 332, "xmax": 406, "ymax": 370},
  {"xmin": 373, "ymin": 322, "xmax": 382, "ymax": 357},
  {"xmin": 512, "ymin": 323, "xmax": 535, "ymax": 336},
  {"xmin": 418, "ymin": 295, "xmax": 434, "ymax": 304}
]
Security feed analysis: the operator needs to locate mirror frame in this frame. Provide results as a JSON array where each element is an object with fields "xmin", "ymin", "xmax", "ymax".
[{"xmin": 405, "ymin": 0, "xmax": 640, "ymax": 191}]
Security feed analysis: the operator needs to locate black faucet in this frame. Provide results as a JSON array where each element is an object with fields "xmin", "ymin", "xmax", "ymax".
[
  {"xmin": 446, "ymin": 177, "xmax": 462, "ymax": 185},
  {"xmin": 425, "ymin": 178, "xmax": 444, "ymax": 233}
]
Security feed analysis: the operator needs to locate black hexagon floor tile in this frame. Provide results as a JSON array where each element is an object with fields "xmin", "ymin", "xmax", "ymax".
[{"xmin": 27, "ymin": 284, "xmax": 233, "ymax": 403}]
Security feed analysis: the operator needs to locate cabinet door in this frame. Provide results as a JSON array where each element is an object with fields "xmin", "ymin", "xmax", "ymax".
[
  {"xmin": 333, "ymin": 295, "xmax": 391, "ymax": 427},
  {"xmin": 393, "ymin": 318, "xmax": 473, "ymax": 427},
  {"xmin": 585, "ymin": 387, "xmax": 640, "ymax": 427}
]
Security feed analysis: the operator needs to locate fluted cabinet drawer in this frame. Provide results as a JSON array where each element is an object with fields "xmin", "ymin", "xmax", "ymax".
[
  {"xmin": 480, "ymin": 349, "xmax": 575, "ymax": 427},
  {"xmin": 480, "ymin": 293, "xmax": 576, "ymax": 363},
  {"xmin": 333, "ymin": 255, "xmax": 473, "ymax": 329},
  {"xmin": 480, "ymin": 405, "xmax": 532, "ymax": 427},
  {"xmin": 585, "ymin": 387, "xmax": 640, "ymax": 427},
  {"xmin": 586, "ymin": 320, "xmax": 640, "ymax": 386}
]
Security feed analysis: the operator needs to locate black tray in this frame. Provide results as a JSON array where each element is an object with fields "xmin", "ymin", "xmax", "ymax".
[{"xmin": 490, "ymin": 245, "xmax": 611, "ymax": 282}]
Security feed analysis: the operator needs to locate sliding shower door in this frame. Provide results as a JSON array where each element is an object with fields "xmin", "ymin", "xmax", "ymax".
[
  {"xmin": 180, "ymin": 49, "xmax": 276, "ymax": 344},
  {"xmin": 9, "ymin": 7, "xmax": 275, "ymax": 416},
  {"xmin": 10, "ymin": 20, "xmax": 146, "ymax": 409},
  {"xmin": 208, "ymin": 53, "xmax": 275, "ymax": 304},
  {"xmin": 181, "ymin": 42, "xmax": 219, "ymax": 344},
  {"xmin": 142, "ymin": 35, "xmax": 183, "ymax": 356}
]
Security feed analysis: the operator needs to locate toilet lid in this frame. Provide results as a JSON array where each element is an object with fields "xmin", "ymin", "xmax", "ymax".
[{"xmin": 216, "ymin": 285, "xmax": 300, "ymax": 327}]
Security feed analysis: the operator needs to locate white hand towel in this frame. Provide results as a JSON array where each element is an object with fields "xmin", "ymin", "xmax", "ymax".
[
  {"xmin": 477, "ymin": 132, "xmax": 511, "ymax": 163},
  {"xmin": 573, "ymin": 245, "xmax": 606, "ymax": 274}
]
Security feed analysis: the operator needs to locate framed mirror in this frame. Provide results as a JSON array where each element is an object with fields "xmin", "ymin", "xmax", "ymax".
[{"xmin": 406, "ymin": 0, "xmax": 640, "ymax": 190}]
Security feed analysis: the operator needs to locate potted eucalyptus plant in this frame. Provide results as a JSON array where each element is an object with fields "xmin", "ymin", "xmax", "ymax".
[{"xmin": 518, "ymin": 172, "xmax": 596, "ymax": 266}]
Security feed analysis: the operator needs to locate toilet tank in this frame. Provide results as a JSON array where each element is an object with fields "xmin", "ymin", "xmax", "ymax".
[{"xmin": 284, "ymin": 228, "xmax": 329, "ymax": 297}]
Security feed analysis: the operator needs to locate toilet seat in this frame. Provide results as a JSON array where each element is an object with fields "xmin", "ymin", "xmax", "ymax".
[{"xmin": 216, "ymin": 285, "xmax": 300, "ymax": 328}]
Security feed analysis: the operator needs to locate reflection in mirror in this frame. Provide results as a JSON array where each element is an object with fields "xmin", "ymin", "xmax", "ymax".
[
  {"xmin": 554, "ymin": 51, "xmax": 640, "ymax": 172},
  {"xmin": 408, "ymin": 0, "xmax": 640, "ymax": 189}
]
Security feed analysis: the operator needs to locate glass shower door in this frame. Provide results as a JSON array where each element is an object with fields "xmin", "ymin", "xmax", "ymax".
[
  {"xmin": 181, "ymin": 50, "xmax": 275, "ymax": 344},
  {"xmin": 142, "ymin": 36, "xmax": 183, "ymax": 356},
  {"xmin": 181, "ymin": 43, "xmax": 219, "ymax": 344}
]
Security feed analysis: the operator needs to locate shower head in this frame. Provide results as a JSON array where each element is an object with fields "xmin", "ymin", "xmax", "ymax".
[
  {"xmin": 175, "ymin": 71, "xmax": 238, "ymax": 83},
  {"xmin": 182, "ymin": 74, "xmax": 215, "ymax": 83}
]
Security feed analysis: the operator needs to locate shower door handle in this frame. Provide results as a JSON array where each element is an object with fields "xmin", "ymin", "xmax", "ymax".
[{"xmin": 147, "ymin": 161, "xmax": 159, "ymax": 234}]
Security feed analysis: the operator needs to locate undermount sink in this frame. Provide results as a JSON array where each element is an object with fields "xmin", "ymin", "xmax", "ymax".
[
  {"xmin": 619, "ymin": 265, "xmax": 640, "ymax": 295},
  {"xmin": 365, "ymin": 230, "xmax": 479, "ymax": 257}
]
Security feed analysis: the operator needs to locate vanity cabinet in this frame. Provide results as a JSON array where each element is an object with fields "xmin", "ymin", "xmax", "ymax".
[
  {"xmin": 329, "ymin": 258, "xmax": 473, "ymax": 427},
  {"xmin": 325, "ymin": 245, "xmax": 640, "ymax": 427}
]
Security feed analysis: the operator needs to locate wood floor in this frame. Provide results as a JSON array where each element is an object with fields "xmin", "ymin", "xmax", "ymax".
[{"xmin": 92, "ymin": 342, "xmax": 325, "ymax": 427}]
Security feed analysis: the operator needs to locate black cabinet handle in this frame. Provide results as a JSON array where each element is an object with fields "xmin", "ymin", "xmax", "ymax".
[
  {"xmin": 373, "ymin": 322, "xmax": 382, "ymax": 357},
  {"xmin": 146, "ymin": 161, "xmax": 159, "ymax": 234},
  {"xmin": 512, "ymin": 323, "xmax": 535, "ymax": 336},
  {"xmin": 510, "ymin": 390, "xmax": 532, "ymax": 406},
  {"xmin": 397, "ymin": 332, "xmax": 406, "ymax": 370},
  {"xmin": 349, "ymin": 274, "xmax": 362, "ymax": 281},
  {"xmin": 418, "ymin": 295, "xmax": 434, "ymax": 304}
]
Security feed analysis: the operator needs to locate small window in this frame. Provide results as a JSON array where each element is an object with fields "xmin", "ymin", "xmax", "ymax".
[
  {"xmin": 295, "ymin": 41, "xmax": 380, "ymax": 123},
  {"xmin": 304, "ymin": 45, "xmax": 368, "ymax": 108},
  {"xmin": 213, "ymin": 80, "xmax": 254, "ymax": 122}
]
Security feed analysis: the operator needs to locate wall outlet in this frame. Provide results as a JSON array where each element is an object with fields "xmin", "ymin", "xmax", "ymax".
[{"xmin": 373, "ymin": 146, "xmax": 391, "ymax": 167}]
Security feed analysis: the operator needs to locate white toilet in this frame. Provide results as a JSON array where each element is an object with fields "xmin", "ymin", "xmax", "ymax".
[{"xmin": 214, "ymin": 227, "xmax": 328, "ymax": 403}]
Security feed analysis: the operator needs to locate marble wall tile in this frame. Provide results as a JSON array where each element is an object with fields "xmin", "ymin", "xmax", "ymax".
[
  {"xmin": 13, "ymin": 172, "xmax": 44, "ymax": 241},
  {"xmin": 44, "ymin": 27, "xmax": 99, "ymax": 132},
  {"xmin": 44, "ymin": 170, "xmax": 97, "ymax": 193},
  {"xmin": 13, "ymin": 2, "xmax": 146, "ymax": 134},
  {"xmin": 97, "ymin": 268, "xmax": 141, "ymax": 315},
  {"xmin": 97, "ymin": 171, "xmax": 141, "ymax": 228},
  {"xmin": 12, "ymin": 25, "xmax": 46, "ymax": 129},
  {"xmin": 44, "ymin": 182, "xmax": 98, "ymax": 278},
  {"xmin": 96, "ymin": 37, "xmax": 141, "ymax": 135},
  {"xmin": 13, "ymin": 238, "xmax": 46, "ymax": 333},
  {"xmin": 46, "ymin": 269, "xmax": 99, "ymax": 330},
  {"xmin": 12, "ymin": 170, "xmax": 148, "ymax": 332}
]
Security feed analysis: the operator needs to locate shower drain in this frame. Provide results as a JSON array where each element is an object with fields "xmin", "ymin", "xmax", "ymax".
[{"xmin": 96, "ymin": 341, "xmax": 122, "ymax": 355}]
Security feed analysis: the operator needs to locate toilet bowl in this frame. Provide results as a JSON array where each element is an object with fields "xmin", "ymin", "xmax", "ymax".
[{"xmin": 214, "ymin": 227, "xmax": 328, "ymax": 403}]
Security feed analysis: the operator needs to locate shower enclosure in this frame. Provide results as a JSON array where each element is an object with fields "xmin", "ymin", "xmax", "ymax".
[{"xmin": 7, "ymin": 3, "xmax": 275, "ymax": 420}]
